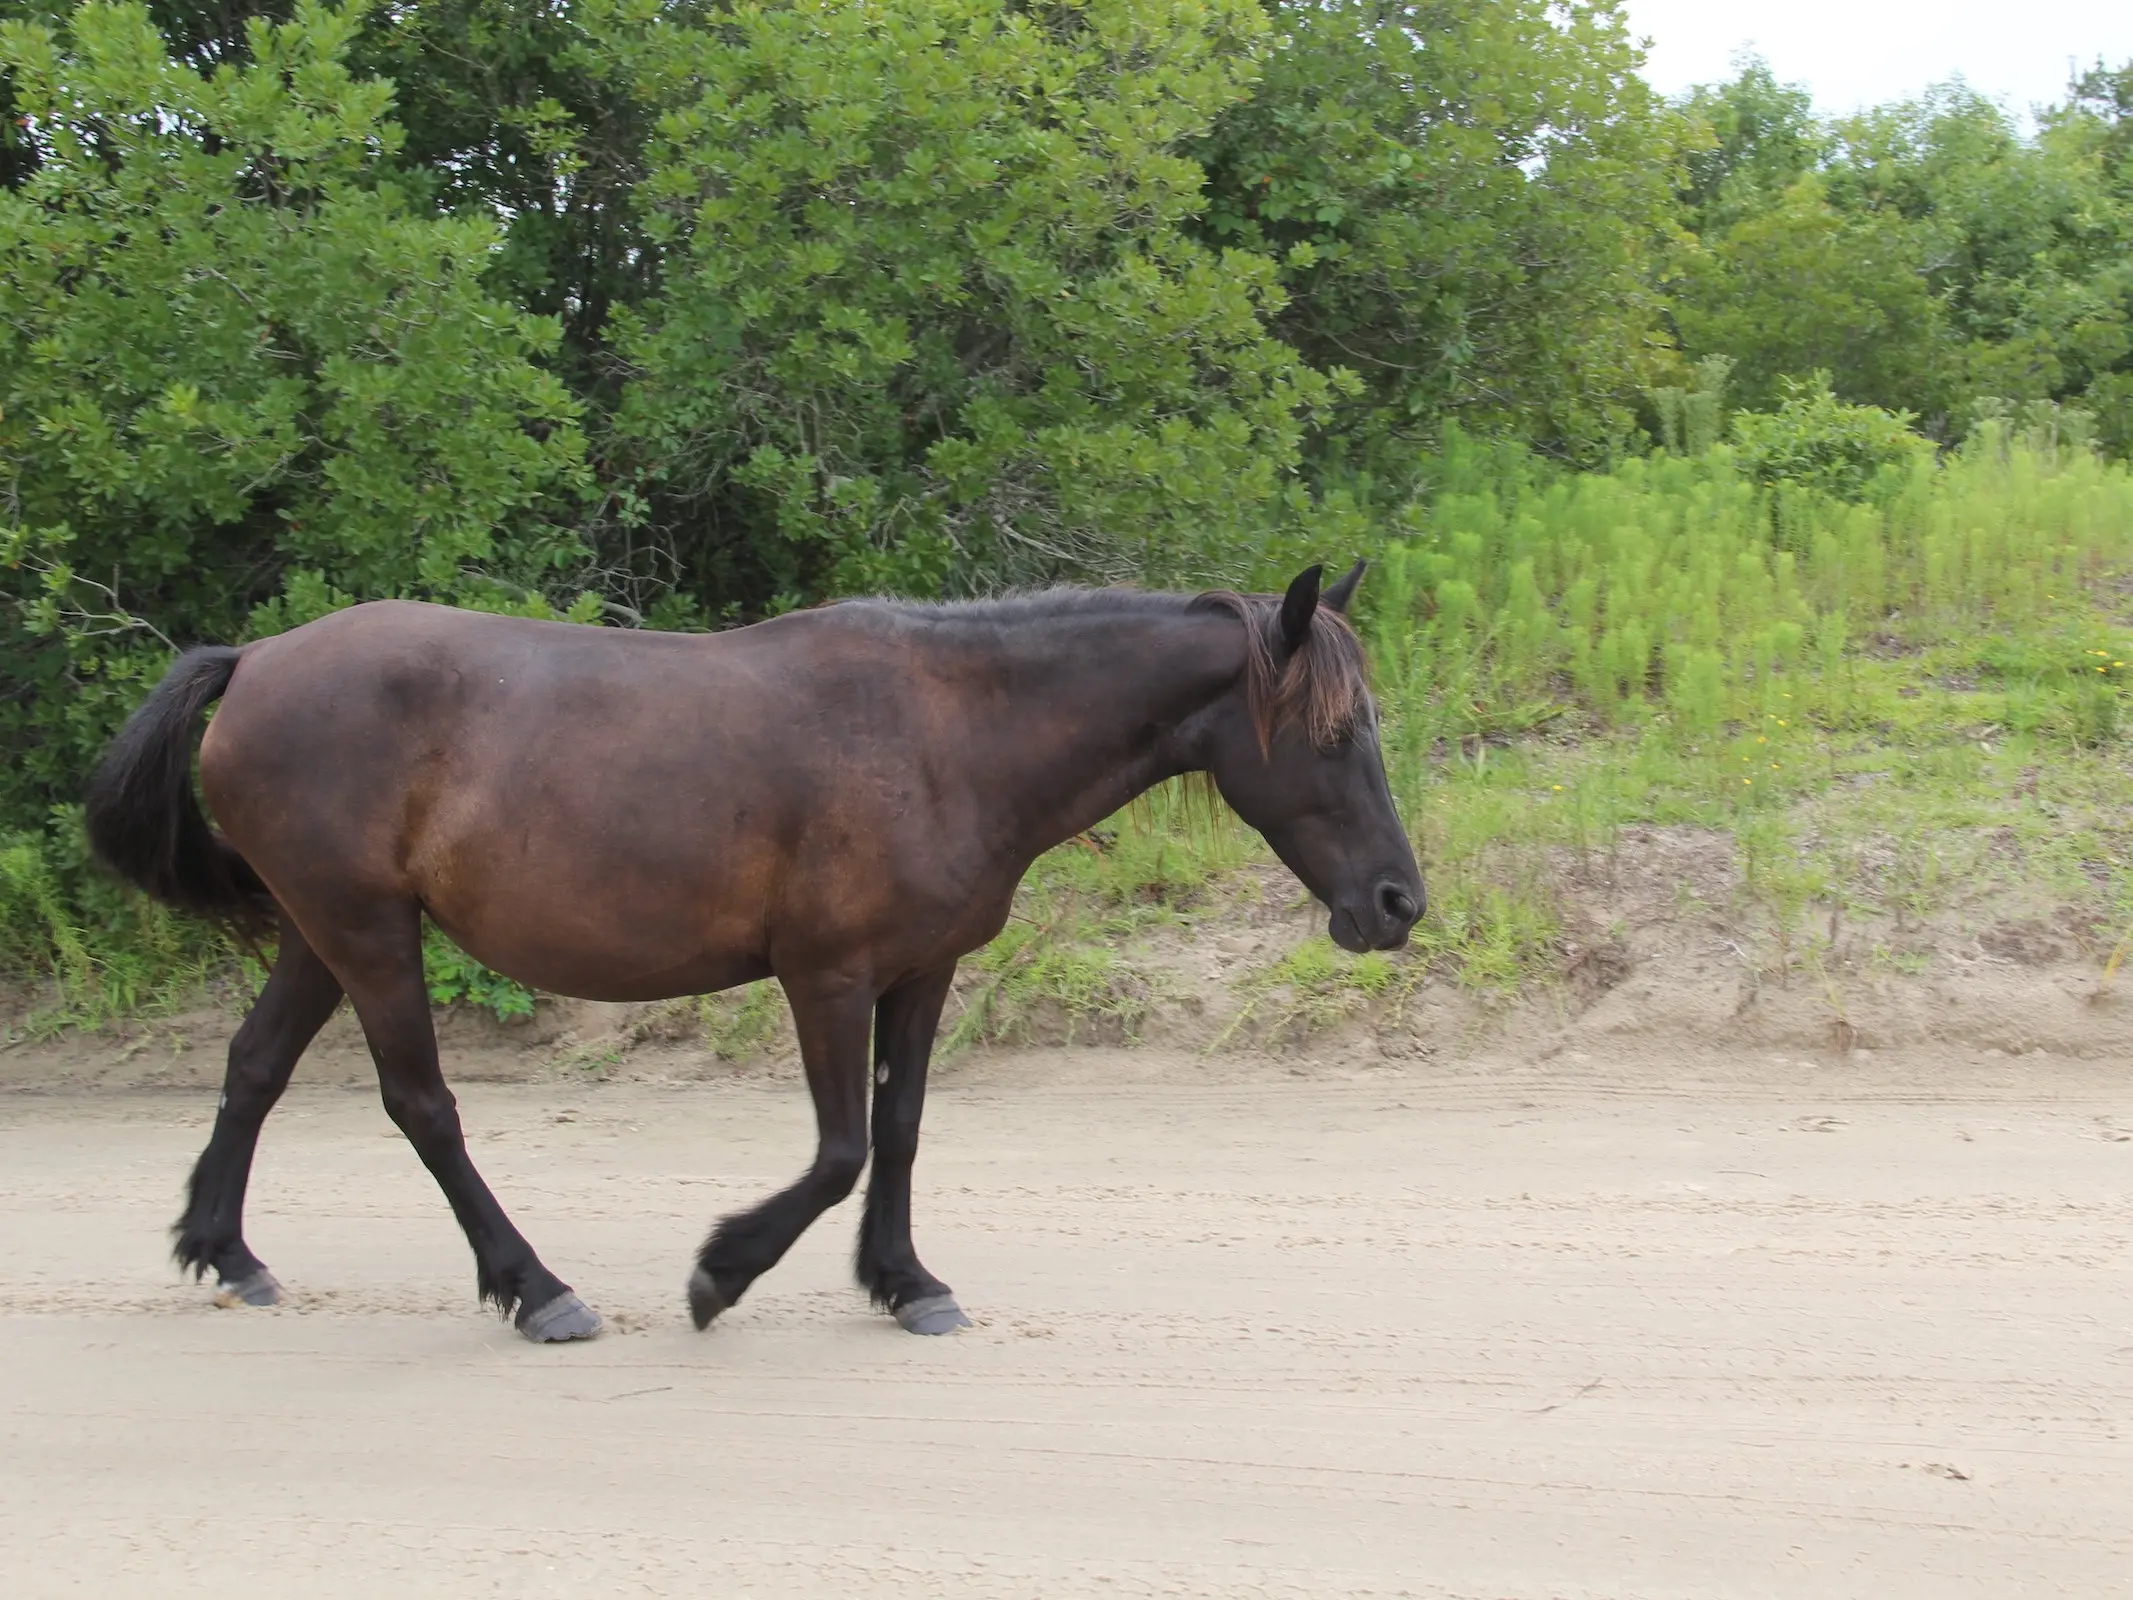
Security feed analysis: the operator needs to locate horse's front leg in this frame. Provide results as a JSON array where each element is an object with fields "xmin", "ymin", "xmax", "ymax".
[
  {"xmin": 855, "ymin": 964, "xmax": 969, "ymax": 1334},
  {"xmin": 689, "ymin": 969, "xmax": 873, "ymax": 1329}
]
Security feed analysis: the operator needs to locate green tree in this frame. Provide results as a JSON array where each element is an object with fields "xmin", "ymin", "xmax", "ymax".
[
  {"xmin": 1191, "ymin": 0, "xmax": 1684, "ymax": 474},
  {"xmin": 1670, "ymin": 175, "xmax": 1953, "ymax": 419},
  {"xmin": 2061, "ymin": 59, "xmax": 2133, "ymax": 175},
  {"xmin": 590, "ymin": 0, "xmax": 1338, "ymax": 603},
  {"xmin": 349, "ymin": 0, "xmax": 656, "ymax": 397},
  {"xmin": 1832, "ymin": 86, "xmax": 2127, "ymax": 419},
  {"xmin": 3, "ymin": 0, "xmax": 658, "ymax": 389},
  {"xmin": 1668, "ymin": 60, "xmax": 2133, "ymax": 448},
  {"xmin": 2039, "ymin": 61, "xmax": 2133, "ymax": 454},
  {"xmin": 1672, "ymin": 55, "xmax": 1825, "ymax": 232},
  {"xmin": 0, "ymin": 0, "xmax": 72, "ymax": 189},
  {"xmin": 0, "ymin": 0, "xmax": 590, "ymax": 829}
]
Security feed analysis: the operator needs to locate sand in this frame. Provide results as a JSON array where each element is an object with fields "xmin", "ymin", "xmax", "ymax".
[{"xmin": 2, "ymin": 1043, "xmax": 2130, "ymax": 1598}]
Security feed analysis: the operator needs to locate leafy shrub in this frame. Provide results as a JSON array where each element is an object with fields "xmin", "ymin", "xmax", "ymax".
[
  {"xmin": 0, "ymin": 831, "xmax": 92, "ymax": 1001},
  {"xmin": 421, "ymin": 923, "xmax": 537, "ymax": 1022},
  {"xmin": 0, "ymin": 815, "xmax": 229, "ymax": 1022},
  {"xmin": 0, "ymin": 1, "xmax": 592, "ymax": 842},
  {"xmin": 1728, "ymin": 375, "xmax": 1935, "ymax": 501},
  {"xmin": 601, "ymin": 0, "xmax": 1331, "ymax": 597}
]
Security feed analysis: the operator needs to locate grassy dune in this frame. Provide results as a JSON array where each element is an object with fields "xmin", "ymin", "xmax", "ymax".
[{"xmin": 927, "ymin": 421, "xmax": 2133, "ymax": 1048}]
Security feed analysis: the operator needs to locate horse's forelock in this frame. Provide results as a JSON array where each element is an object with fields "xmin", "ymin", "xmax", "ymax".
[{"xmin": 1192, "ymin": 590, "xmax": 1370, "ymax": 753}]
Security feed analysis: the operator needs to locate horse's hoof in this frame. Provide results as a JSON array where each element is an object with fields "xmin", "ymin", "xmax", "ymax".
[
  {"xmin": 894, "ymin": 1294, "xmax": 972, "ymax": 1335},
  {"xmin": 518, "ymin": 1291, "xmax": 602, "ymax": 1343},
  {"xmin": 213, "ymin": 1269, "xmax": 282, "ymax": 1308},
  {"xmin": 687, "ymin": 1266, "xmax": 730, "ymax": 1331}
]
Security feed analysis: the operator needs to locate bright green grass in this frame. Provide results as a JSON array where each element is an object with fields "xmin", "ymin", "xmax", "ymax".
[{"xmin": 992, "ymin": 424, "xmax": 2133, "ymax": 1033}]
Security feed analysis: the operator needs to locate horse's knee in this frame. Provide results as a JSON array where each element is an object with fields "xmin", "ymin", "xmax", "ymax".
[
  {"xmin": 815, "ymin": 1141, "xmax": 867, "ymax": 1202},
  {"xmin": 379, "ymin": 1080, "xmax": 461, "ymax": 1146}
]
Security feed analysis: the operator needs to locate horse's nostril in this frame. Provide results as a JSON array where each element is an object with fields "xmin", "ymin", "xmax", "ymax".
[{"xmin": 1379, "ymin": 884, "xmax": 1418, "ymax": 924}]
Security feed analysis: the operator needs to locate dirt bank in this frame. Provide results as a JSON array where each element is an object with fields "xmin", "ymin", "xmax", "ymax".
[
  {"xmin": 3, "ymin": 1041, "xmax": 2130, "ymax": 1598},
  {"xmin": 12, "ymin": 822, "xmax": 2133, "ymax": 1100}
]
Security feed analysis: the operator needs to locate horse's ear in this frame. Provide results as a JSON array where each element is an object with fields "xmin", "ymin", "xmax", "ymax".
[
  {"xmin": 1321, "ymin": 558, "xmax": 1367, "ymax": 615},
  {"xmin": 1278, "ymin": 565, "xmax": 1323, "ymax": 654}
]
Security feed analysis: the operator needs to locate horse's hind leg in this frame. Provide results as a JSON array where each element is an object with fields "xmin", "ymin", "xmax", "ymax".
[
  {"xmin": 855, "ymin": 965, "xmax": 969, "ymax": 1335},
  {"xmin": 312, "ymin": 898, "xmax": 600, "ymax": 1343},
  {"xmin": 174, "ymin": 919, "xmax": 343, "ymax": 1305},
  {"xmin": 689, "ymin": 972, "xmax": 872, "ymax": 1329}
]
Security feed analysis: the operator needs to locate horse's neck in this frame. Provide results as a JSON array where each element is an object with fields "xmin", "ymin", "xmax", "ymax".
[{"xmin": 969, "ymin": 610, "xmax": 1243, "ymax": 861}]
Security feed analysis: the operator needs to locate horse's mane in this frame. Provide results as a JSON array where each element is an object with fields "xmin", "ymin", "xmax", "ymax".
[
  {"xmin": 864, "ymin": 585, "xmax": 1370, "ymax": 751},
  {"xmin": 1187, "ymin": 590, "xmax": 1370, "ymax": 753}
]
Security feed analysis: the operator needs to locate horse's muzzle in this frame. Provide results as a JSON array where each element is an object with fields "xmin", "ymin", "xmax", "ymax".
[{"xmin": 1332, "ymin": 879, "xmax": 1423, "ymax": 953}]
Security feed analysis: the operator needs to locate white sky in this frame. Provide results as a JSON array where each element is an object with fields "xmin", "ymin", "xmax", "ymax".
[{"xmin": 1619, "ymin": 0, "xmax": 2133, "ymax": 118}]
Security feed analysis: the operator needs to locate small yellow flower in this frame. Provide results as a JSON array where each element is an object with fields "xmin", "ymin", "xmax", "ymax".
[
  {"xmin": 1777, "ymin": 719, "xmax": 1788, "ymax": 726},
  {"xmin": 1756, "ymin": 735, "xmax": 1766, "ymax": 744},
  {"xmin": 1551, "ymin": 784, "xmax": 1563, "ymax": 792},
  {"xmin": 1742, "ymin": 777, "xmax": 1752, "ymax": 786}
]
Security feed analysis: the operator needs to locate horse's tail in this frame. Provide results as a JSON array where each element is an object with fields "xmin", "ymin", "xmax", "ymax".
[{"xmin": 84, "ymin": 645, "xmax": 278, "ymax": 936}]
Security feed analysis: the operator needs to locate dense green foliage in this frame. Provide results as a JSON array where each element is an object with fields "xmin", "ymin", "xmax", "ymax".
[
  {"xmin": 1189, "ymin": 0, "xmax": 1678, "ymax": 468},
  {"xmin": 0, "ymin": 1, "xmax": 594, "ymax": 828},
  {"xmin": 601, "ymin": 0, "xmax": 1329, "ymax": 600},
  {"xmin": 1669, "ymin": 62, "xmax": 2133, "ymax": 444},
  {"xmin": 2, "ymin": 0, "xmax": 2131, "ymax": 1019}
]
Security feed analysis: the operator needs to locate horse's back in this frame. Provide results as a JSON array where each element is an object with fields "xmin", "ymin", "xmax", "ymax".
[
  {"xmin": 193, "ymin": 601, "xmax": 987, "ymax": 996},
  {"xmin": 208, "ymin": 600, "xmax": 857, "ymax": 774}
]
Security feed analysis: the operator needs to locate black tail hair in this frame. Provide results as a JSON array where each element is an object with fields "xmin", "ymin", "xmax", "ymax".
[{"xmin": 83, "ymin": 646, "xmax": 278, "ymax": 937}]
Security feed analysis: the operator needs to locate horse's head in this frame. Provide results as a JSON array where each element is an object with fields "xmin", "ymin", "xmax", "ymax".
[{"xmin": 1195, "ymin": 564, "xmax": 1424, "ymax": 954}]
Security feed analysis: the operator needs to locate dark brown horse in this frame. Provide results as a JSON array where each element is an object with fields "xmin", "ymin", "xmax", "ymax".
[{"xmin": 84, "ymin": 564, "xmax": 1422, "ymax": 1341}]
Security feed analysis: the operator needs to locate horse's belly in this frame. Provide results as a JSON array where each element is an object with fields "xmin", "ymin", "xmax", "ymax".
[
  {"xmin": 444, "ymin": 925, "xmax": 773, "ymax": 1004},
  {"xmin": 410, "ymin": 797, "xmax": 779, "ymax": 1001},
  {"xmin": 420, "ymin": 865, "xmax": 775, "ymax": 1002}
]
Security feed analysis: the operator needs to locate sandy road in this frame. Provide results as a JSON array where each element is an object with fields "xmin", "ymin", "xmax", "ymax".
[{"xmin": 2, "ymin": 1046, "xmax": 2130, "ymax": 1598}]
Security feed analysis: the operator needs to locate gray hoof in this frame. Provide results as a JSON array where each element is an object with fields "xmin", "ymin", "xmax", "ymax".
[
  {"xmin": 895, "ymin": 1293, "xmax": 972, "ymax": 1335},
  {"xmin": 687, "ymin": 1266, "xmax": 730, "ymax": 1331},
  {"xmin": 214, "ymin": 1269, "xmax": 282, "ymax": 1308},
  {"xmin": 518, "ymin": 1291, "xmax": 602, "ymax": 1343}
]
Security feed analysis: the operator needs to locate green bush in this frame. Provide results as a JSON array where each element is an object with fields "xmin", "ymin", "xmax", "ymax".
[
  {"xmin": 599, "ymin": 0, "xmax": 1332, "ymax": 599},
  {"xmin": 1728, "ymin": 376, "xmax": 1936, "ymax": 502},
  {"xmin": 420, "ymin": 923, "xmax": 538, "ymax": 1022},
  {"xmin": 1360, "ymin": 423, "xmax": 2133, "ymax": 787},
  {"xmin": 0, "ymin": 816, "xmax": 231, "ymax": 1024},
  {"xmin": 0, "ymin": 0, "xmax": 593, "ymax": 839}
]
